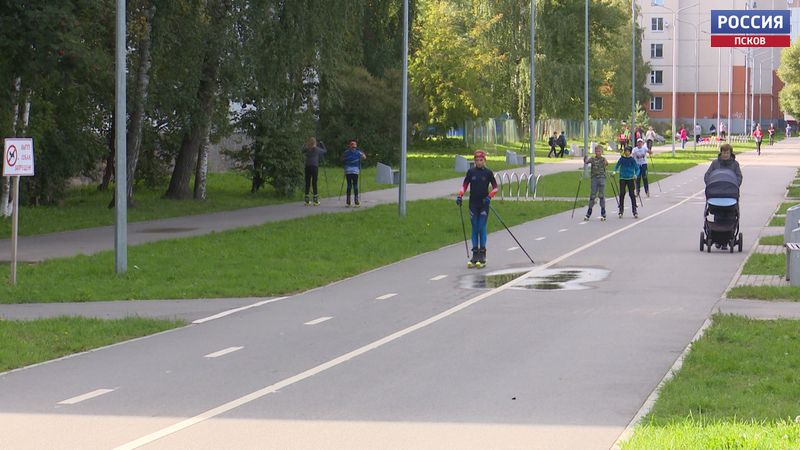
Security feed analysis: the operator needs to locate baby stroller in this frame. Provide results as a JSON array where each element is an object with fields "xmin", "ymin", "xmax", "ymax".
[{"xmin": 700, "ymin": 168, "xmax": 742, "ymax": 253}]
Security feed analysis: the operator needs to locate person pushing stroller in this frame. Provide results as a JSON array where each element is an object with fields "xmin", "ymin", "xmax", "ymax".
[{"xmin": 702, "ymin": 143, "xmax": 743, "ymax": 251}]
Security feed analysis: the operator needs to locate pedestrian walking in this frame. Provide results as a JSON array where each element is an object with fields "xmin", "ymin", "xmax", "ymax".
[
  {"xmin": 720, "ymin": 122, "xmax": 727, "ymax": 140},
  {"xmin": 768, "ymin": 123, "xmax": 775, "ymax": 145},
  {"xmin": 786, "ymin": 123, "xmax": 792, "ymax": 138},
  {"xmin": 302, "ymin": 137, "xmax": 326, "ymax": 206},
  {"xmin": 342, "ymin": 140, "xmax": 366, "ymax": 207},
  {"xmin": 582, "ymin": 144, "xmax": 609, "ymax": 222},
  {"xmin": 548, "ymin": 132, "xmax": 558, "ymax": 158},
  {"xmin": 557, "ymin": 131, "xmax": 567, "ymax": 157},
  {"xmin": 614, "ymin": 146, "xmax": 640, "ymax": 218},
  {"xmin": 456, "ymin": 150, "xmax": 498, "ymax": 268},
  {"xmin": 753, "ymin": 124, "xmax": 763, "ymax": 156},
  {"xmin": 679, "ymin": 125, "xmax": 688, "ymax": 150},
  {"xmin": 645, "ymin": 126, "xmax": 656, "ymax": 151},
  {"xmin": 632, "ymin": 138, "xmax": 652, "ymax": 197},
  {"xmin": 709, "ymin": 123, "xmax": 716, "ymax": 137},
  {"xmin": 694, "ymin": 123, "xmax": 702, "ymax": 143}
]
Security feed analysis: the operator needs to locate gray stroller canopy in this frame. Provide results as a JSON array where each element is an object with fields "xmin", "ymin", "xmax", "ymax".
[{"xmin": 705, "ymin": 168, "xmax": 740, "ymax": 200}]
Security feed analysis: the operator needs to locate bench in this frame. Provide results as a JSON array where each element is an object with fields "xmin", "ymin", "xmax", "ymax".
[
  {"xmin": 454, "ymin": 155, "xmax": 475, "ymax": 173},
  {"xmin": 376, "ymin": 162, "xmax": 400, "ymax": 184}
]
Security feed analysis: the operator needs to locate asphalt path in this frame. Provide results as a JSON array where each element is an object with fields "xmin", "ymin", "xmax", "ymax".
[{"xmin": 1, "ymin": 147, "xmax": 794, "ymax": 449}]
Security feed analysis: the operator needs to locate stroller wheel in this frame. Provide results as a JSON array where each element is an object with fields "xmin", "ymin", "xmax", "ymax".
[
  {"xmin": 729, "ymin": 239, "xmax": 735, "ymax": 253},
  {"xmin": 706, "ymin": 235, "xmax": 712, "ymax": 253},
  {"xmin": 738, "ymin": 232, "xmax": 743, "ymax": 252},
  {"xmin": 700, "ymin": 232, "xmax": 705, "ymax": 252}
]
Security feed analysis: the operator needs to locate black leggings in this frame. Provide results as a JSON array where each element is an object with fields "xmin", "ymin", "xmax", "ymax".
[
  {"xmin": 346, "ymin": 173, "xmax": 359, "ymax": 200},
  {"xmin": 619, "ymin": 179, "xmax": 637, "ymax": 213},
  {"xmin": 304, "ymin": 165, "xmax": 319, "ymax": 196}
]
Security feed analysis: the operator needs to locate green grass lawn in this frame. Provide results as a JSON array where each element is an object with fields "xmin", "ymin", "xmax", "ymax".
[
  {"xmin": 759, "ymin": 234, "xmax": 784, "ymax": 246},
  {"xmin": 778, "ymin": 202, "xmax": 800, "ymax": 215},
  {"xmin": 771, "ymin": 216, "xmax": 787, "ymax": 227},
  {"xmin": 0, "ymin": 198, "xmax": 572, "ymax": 302},
  {"xmin": 622, "ymin": 315, "xmax": 800, "ymax": 449},
  {"xmin": 533, "ymin": 170, "xmax": 670, "ymax": 199},
  {"xmin": 0, "ymin": 316, "xmax": 184, "ymax": 372},
  {"xmin": 788, "ymin": 187, "xmax": 800, "ymax": 198},
  {"xmin": 0, "ymin": 153, "xmax": 530, "ymax": 239},
  {"xmin": 741, "ymin": 253, "xmax": 784, "ymax": 276}
]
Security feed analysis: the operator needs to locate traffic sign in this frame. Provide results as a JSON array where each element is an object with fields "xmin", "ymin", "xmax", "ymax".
[{"xmin": 3, "ymin": 138, "xmax": 34, "ymax": 176}]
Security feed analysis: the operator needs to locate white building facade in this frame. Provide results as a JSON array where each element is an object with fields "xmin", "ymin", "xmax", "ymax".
[{"xmin": 639, "ymin": 0, "xmax": 798, "ymax": 134}]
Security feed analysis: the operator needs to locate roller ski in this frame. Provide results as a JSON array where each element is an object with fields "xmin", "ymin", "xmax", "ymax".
[
  {"xmin": 304, "ymin": 195, "xmax": 311, "ymax": 206},
  {"xmin": 467, "ymin": 248, "xmax": 479, "ymax": 268},
  {"xmin": 313, "ymin": 195, "xmax": 320, "ymax": 206},
  {"xmin": 475, "ymin": 248, "xmax": 486, "ymax": 269}
]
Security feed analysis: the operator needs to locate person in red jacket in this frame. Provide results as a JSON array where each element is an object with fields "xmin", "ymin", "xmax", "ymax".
[{"xmin": 753, "ymin": 124, "xmax": 763, "ymax": 156}]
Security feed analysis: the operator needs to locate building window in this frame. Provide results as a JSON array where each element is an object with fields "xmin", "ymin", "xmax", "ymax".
[
  {"xmin": 651, "ymin": 17, "xmax": 664, "ymax": 32},
  {"xmin": 651, "ymin": 43, "xmax": 663, "ymax": 58},
  {"xmin": 651, "ymin": 0, "xmax": 664, "ymax": 6},
  {"xmin": 649, "ymin": 70, "xmax": 663, "ymax": 85},
  {"xmin": 650, "ymin": 97, "xmax": 663, "ymax": 111}
]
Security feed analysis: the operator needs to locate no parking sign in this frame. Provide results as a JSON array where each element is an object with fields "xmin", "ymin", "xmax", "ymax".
[{"xmin": 3, "ymin": 138, "xmax": 34, "ymax": 176}]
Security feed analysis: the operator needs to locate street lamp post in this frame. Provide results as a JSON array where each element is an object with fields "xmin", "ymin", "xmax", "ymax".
[{"xmin": 657, "ymin": 2, "xmax": 699, "ymax": 157}]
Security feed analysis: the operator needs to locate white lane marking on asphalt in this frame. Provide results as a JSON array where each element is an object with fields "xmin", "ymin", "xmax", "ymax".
[
  {"xmin": 375, "ymin": 293, "xmax": 398, "ymax": 300},
  {"xmin": 578, "ymin": 221, "xmax": 587, "ymax": 225},
  {"xmin": 193, "ymin": 297, "xmax": 288, "ymax": 324},
  {"xmin": 58, "ymin": 388, "xmax": 115, "ymax": 405},
  {"xmin": 304, "ymin": 317, "xmax": 333, "ymax": 325},
  {"xmin": 535, "ymin": 237, "xmax": 546, "ymax": 241},
  {"xmin": 114, "ymin": 189, "xmax": 704, "ymax": 450},
  {"xmin": 507, "ymin": 247, "xmax": 519, "ymax": 251},
  {"xmin": 204, "ymin": 347, "xmax": 243, "ymax": 358},
  {"xmin": 430, "ymin": 275, "xmax": 447, "ymax": 281},
  {"xmin": 558, "ymin": 228, "xmax": 568, "ymax": 233}
]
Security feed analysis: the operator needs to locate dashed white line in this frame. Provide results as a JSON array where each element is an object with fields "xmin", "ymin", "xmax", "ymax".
[
  {"xmin": 58, "ymin": 388, "xmax": 115, "ymax": 405},
  {"xmin": 430, "ymin": 275, "xmax": 447, "ymax": 281},
  {"xmin": 304, "ymin": 317, "xmax": 333, "ymax": 325},
  {"xmin": 558, "ymin": 228, "xmax": 568, "ymax": 233},
  {"xmin": 535, "ymin": 237, "xmax": 546, "ymax": 241},
  {"xmin": 507, "ymin": 246, "xmax": 519, "ymax": 251},
  {"xmin": 204, "ymin": 347, "xmax": 243, "ymax": 358},
  {"xmin": 193, "ymin": 297, "xmax": 288, "ymax": 324},
  {"xmin": 375, "ymin": 293, "xmax": 398, "ymax": 300}
]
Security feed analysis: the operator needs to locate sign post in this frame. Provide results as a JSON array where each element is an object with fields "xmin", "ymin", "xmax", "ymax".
[{"xmin": 3, "ymin": 137, "xmax": 34, "ymax": 285}]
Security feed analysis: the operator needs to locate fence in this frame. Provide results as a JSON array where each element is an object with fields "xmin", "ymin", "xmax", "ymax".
[
  {"xmin": 496, "ymin": 172, "xmax": 542, "ymax": 201},
  {"xmin": 459, "ymin": 118, "xmax": 616, "ymax": 146}
]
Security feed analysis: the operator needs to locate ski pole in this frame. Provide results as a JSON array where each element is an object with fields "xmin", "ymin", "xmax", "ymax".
[
  {"xmin": 489, "ymin": 204, "xmax": 535, "ymax": 264},
  {"xmin": 319, "ymin": 141, "xmax": 329, "ymax": 195},
  {"xmin": 338, "ymin": 173, "xmax": 345, "ymax": 202},
  {"xmin": 607, "ymin": 172, "xmax": 620, "ymax": 208},
  {"xmin": 457, "ymin": 202, "xmax": 470, "ymax": 258},
  {"xmin": 647, "ymin": 154, "xmax": 662, "ymax": 192},
  {"xmin": 571, "ymin": 175, "xmax": 583, "ymax": 219}
]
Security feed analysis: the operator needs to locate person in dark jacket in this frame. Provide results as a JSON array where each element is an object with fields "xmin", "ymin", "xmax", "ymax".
[
  {"xmin": 704, "ymin": 143, "xmax": 742, "ymax": 186},
  {"xmin": 303, "ymin": 137, "xmax": 326, "ymax": 206},
  {"xmin": 342, "ymin": 140, "xmax": 366, "ymax": 207},
  {"xmin": 548, "ymin": 132, "xmax": 558, "ymax": 158},
  {"xmin": 557, "ymin": 131, "xmax": 567, "ymax": 157}
]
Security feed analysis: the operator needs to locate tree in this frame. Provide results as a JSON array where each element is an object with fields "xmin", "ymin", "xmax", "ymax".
[{"xmin": 778, "ymin": 39, "xmax": 800, "ymax": 119}]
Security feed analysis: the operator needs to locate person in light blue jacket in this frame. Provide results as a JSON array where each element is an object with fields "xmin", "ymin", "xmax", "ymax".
[
  {"xmin": 342, "ymin": 140, "xmax": 366, "ymax": 207},
  {"xmin": 614, "ymin": 146, "xmax": 640, "ymax": 218}
]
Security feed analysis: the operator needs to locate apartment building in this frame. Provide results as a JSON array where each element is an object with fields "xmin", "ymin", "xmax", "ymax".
[{"xmin": 640, "ymin": 0, "xmax": 798, "ymax": 134}]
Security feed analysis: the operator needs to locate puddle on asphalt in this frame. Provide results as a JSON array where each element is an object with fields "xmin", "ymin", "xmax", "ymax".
[{"xmin": 460, "ymin": 267, "xmax": 610, "ymax": 291}]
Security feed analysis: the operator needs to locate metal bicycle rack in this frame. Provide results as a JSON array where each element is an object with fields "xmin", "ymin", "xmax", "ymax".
[{"xmin": 497, "ymin": 172, "xmax": 542, "ymax": 200}]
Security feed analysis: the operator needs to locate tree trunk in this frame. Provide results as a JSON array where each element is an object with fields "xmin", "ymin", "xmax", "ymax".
[
  {"xmin": 125, "ymin": 3, "xmax": 157, "ymax": 207},
  {"xmin": 1, "ymin": 77, "xmax": 22, "ymax": 217},
  {"xmin": 166, "ymin": 1, "xmax": 224, "ymax": 200},
  {"xmin": 164, "ymin": 129, "xmax": 202, "ymax": 199},
  {"xmin": 98, "ymin": 124, "xmax": 115, "ymax": 192},
  {"xmin": 193, "ymin": 130, "xmax": 210, "ymax": 200}
]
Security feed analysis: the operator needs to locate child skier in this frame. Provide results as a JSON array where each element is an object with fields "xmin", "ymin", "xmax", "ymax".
[
  {"xmin": 614, "ymin": 146, "xmax": 640, "ymax": 218},
  {"xmin": 583, "ymin": 144, "xmax": 609, "ymax": 221},
  {"xmin": 303, "ymin": 137, "xmax": 326, "ymax": 206},
  {"xmin": 456, "ymin": 150, "xmax": 498, "ymax": 268},
  {"xmin": 342, "ymin": 140, "xmax": 366, "ymax": 207}
]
